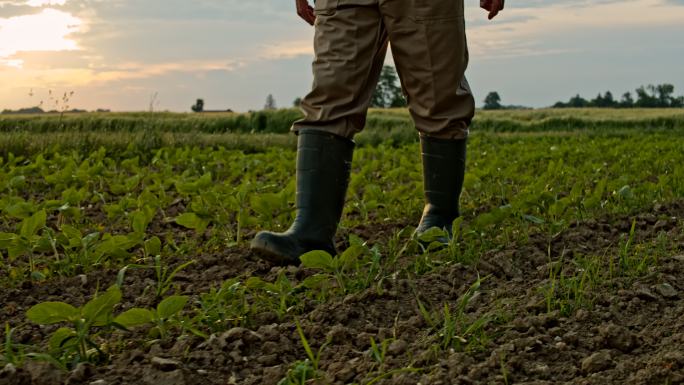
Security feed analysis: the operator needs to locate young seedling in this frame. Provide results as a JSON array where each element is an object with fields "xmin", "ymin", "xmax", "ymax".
[
  {"xmin": 117, "ymin": 243, "xmax": 195, "ymax": 299},
  {"xmin": 369, "ymin": 336, "xmax": 394, "ymax": 367},
  {"xmin": 1, "ymin": 323, "xmax": 26, "ymax": 367},
  {"xmin": 26, "ymin": 285, "xmax": 123, "ymax": 366},
  {"xmin": 198, "ymin": 279, "xmax": 250, "ymax": 332},
  {"xmin": 0, "ymin": 209, "xmax": 49, "ymax": 280},
  {"xmin": 299, "ymin": 237, "xmax": 371, "ymax": 294},
  {"xmin": 114, "ymin": 295, "xmax": 189, "ymax": 339},
  {"xmin": 246, "ymin": 272, "xmax": 296, "ymax": 320}
]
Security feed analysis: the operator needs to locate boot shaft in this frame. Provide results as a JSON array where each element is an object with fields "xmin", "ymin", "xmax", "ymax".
[
  {"xmin": 420, "ymin": 135, "xmax": 467, "ymax": 217},
  {"xmin": 292, "ymin": 129, "xmax": 355, "ymax": 240}
]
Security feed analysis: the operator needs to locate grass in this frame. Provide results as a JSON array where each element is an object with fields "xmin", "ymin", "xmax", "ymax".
[{"xmin": 1, "ymin": 107, "xmax": 683, "ymax": 157}]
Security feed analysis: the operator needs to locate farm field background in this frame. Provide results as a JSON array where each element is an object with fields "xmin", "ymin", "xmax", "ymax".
[{"xmin": 1, "ymin": 108, "xmax": 684, "ymax": 384}]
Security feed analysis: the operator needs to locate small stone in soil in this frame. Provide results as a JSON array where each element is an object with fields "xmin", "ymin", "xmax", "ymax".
[
  {"xmin": 654, "ymin": 283, "xmax": 678, "ymax": 298},
  {"xmin": 151, "ymin": 357, "xmax": 182, "ymax": 371},
  {"xmin": 388, "ymin": 339, "xmax": 408, "ymax": 356},
  {"xmin": 581, "ymin": 350, "xmax": 613, "ymax": 373},
  {"xmin": 599, "ymin": 324, "xmax": 637, "ymax": 352}
]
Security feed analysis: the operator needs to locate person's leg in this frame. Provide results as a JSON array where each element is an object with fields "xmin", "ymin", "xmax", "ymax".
[
  {"xmin": 251, "ymin": 0, "xmax": 388, "ymax": 265},
  {"xmin": 381, "ymin": 0, "xmax": 475, "ymax": 241},
  {"xmin": 293, "ymin": 0, "xmax": 390, "ymax": 138}
]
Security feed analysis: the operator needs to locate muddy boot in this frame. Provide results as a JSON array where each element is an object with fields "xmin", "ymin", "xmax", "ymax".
[
  {"xmin": 415, "ymin": 135, "xmax": 467, "ymax": 244},
  {"xmin": 250, "ymin": 129, "xmax": 354, "ymax": 265}
]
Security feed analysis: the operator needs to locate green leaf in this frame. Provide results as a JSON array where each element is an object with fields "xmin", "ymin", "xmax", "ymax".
[
  {"xmin": 416, "ymin": 227, "xmax": 449, "ymax": 243},
  {"xmin": 245, "ymin": 276, "xmax": 278, "ymax": 293},
  {"xmin": 82, "ymin": 232, "xmax": 100, "ymax": 247},
  {"xmin": 114, "ymin": 308, "xmax": 154, "ymax": 327},
  {"xmin": 82, "ymin": 286, "xmax": 122, "ymax": 327},
  {"xmin": 20, "ymin": 210, "xmax": 46, "ymax": 239},
  {"xmin": 156, "ymin": 296, "xmax": 188, "ymax": 319},
  {"xmin": 26, "ymin": 302, "xmax": 79, "ymax": 325},
  {"xmin": 48, "ymin": 327, "xmax": 77, "ymax": 352},
  {"xmin": 131, "ymin": 210, "xmax": 150, "ymax": 234},
  {"xmin": 7, "ymin": 238, "xmax": 30, "ymax": 259},
  {"xmin": 60, "ymin": 225, "xmax": 82, "ymax": 247},
  {"xmin": 175, "ymin": 212, "xmax": 210, "ymax": 233},
  {"xmin": 522, "ymin": 214, "xmax": 545, "ymax": 225},
  {"xmin": 339, "ymin": 244, "xmax": 364, "ymax": 270},
  {"xmin": 9, "ymin": 175, "xmax": 26, "ymax": 189},
  {"xmin": 300, "ymin": 250, "xmax": 334, "ymax": 271},
  {"xmin": 0, "ymin": 232, "xmax": 16, "ymax": 249},
  {"xmin": 144, "ymin": 236, "xmax": 162, "ymax": 257}
]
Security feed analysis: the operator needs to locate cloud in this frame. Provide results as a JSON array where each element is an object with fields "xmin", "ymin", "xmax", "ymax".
[
  {"xmin": 466, "ymin": 0, "xmax": 684, "ymax": 58},
  {"xmin": 260, "ymin": 40, "xmax": 313, "ymax": 60},
  {"xmin": 0, "ymin": 8, "xmax": 84, "ymax": 64}
]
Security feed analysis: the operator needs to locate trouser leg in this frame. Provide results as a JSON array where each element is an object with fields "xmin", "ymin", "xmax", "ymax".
[
  {"xmin": 381, "ymin": 0, "xmax": 475, "ymax": 139},
  {"xmin": 381, "ymin": 0, "xmax": 474, "ymax": 240},
  {"xmin": 292, "ymin": 0, "xmax": 389, "ymax": 139}
]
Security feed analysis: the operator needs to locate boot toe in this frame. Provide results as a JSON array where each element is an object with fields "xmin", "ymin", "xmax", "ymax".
[{"xmin": 250, "ymin": 231, "xmax": 303, "ymax": 266}]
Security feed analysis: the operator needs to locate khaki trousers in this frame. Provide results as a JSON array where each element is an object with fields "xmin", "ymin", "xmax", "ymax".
[{"xmin": 293, "ymin": 0, "xmax": 475, "ymax": 139}]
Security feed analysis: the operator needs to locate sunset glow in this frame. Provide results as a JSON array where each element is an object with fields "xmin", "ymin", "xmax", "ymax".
[{"xmin": 0, "ymin": 8, "xmax": 83, "ymax": 66}]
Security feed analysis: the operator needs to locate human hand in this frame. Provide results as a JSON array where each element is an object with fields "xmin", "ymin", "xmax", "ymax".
[
  {"xmin": 480, "ymin": 0, "xmax": 504, "ymax": 20},
  {"xmin": 296, "ymin": 0, "xmax": 316, "ymax": 25}
]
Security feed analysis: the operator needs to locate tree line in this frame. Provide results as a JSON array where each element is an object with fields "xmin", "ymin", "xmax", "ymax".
[{"xmin": 552, "ymin": 84, "xmax": 684, "ymax": 108}]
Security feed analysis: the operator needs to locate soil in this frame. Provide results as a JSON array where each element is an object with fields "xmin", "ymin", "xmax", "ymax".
[{"xmin": 1, "ymin": 202, "xmax": 683, "ymax": 385}]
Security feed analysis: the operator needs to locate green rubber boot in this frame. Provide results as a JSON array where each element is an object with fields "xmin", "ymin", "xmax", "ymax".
[
  {"xmin": 250, "ymin": 129, "xmax": 354, "ymax": 265},
  {"xmin": 415, "ymin": 135, "xmax": 467, "ymax": 243}
]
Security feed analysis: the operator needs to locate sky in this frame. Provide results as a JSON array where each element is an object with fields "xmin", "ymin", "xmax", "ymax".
[{"xmin": 0, "ymin": 0, "xmax": 683, "ymax": 112}]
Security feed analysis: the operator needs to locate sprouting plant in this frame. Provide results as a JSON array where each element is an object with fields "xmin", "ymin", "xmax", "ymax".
[
  {"xmin": 25, "ymin": 285, "xmax": 123, "ymax": 367},
  {"xmin": 0, "ymin": 209, "xmax": 49, "ymax": 280},
  {"xmin": 1, "ymin": 323, "xmax": 26, "ymax": 367},
  {"xmin": 278, "ymin": 319, "xmax": 331, "ymax": 385},
  {"xmin": 198, "ymin": 279, "xmax": 250, "ymax": 332},
  {"xmin": 418, "ymin": 276, "xmax": 491, "ymax": 352},
  {"xmin": 369, "ymin": 336, "xmax": 394, "ymax": 367},
  {"xmin": 299, "ymin": 237, "xmax": 371, "ymax": 294},
  {"xmin": 500, "ymin": 352, "xmax": 510, "ymax": 385},
  {"xmin": 296, "ymin": 319, "xmax": 329, "ymax": 373},
  {"xmin": 246, "ymin": 272, "xmax": 296, "ymax": 320},
  {"xmin": 117, "ymin": 249, "xmax": 195, "ymax": 299},
  {"xmin": 415, "ymin": 296, "xmax": 435, "ymax": 329},
  {"xmin": 277, "ymin": 359, "xmax": 317, "ymax": 385},
  {"xmin": 114, "ymin": 295, "xmax": 189, "ymax": 339}
]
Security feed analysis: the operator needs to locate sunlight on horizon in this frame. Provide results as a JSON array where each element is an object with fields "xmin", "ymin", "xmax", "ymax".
[{"xmin": 0, "ymin": 8, "xmax": 82, "ymax": 67}]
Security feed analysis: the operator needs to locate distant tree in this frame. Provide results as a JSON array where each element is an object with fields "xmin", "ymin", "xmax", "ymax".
[
  {"xmin": 568, "ymin": 94, "xmax": 589, "ymax": 108},
  {"xmin": 553, "ymin": 84, "xmax": 682, "ymax": 109},
  {"xmin": 264, "ymin": 94, "xmax": 277, "ymax": 110},
  {"xmin": 191, "ymin": 98, "xmax": 204, "ymax": 112},
  {"xmin": 620, "ymin": 92, "xmax": 634, "ymax": 108},
  {"xmin": 293, "ymin": 97, "xmax": 303, "ymax": 107},
  {"xmin": 635, "ymin": 86, "xmax": 658, "ymax": 108},
  {"xmin": 655, "ymin": 84, "xmax": 675, "ymax": 107},
  {"xmin": 603, "ymin": 91, "xmax": 615, "ymax": 106},
  {"xmin": 371, "ymin": 66, "xmax": 406, "ymax": 108},
  {"xmin": 483, "ymin": 92, "xmax": 503, "ymax": 110},
  {"xmin": 672, "ymin": 96, "xmax": 684, "ymax": 108},
  {"xmin": 590, "ymin": 93, "xmax": 604, "ymax": 108},
  {"xmin": 590, "ymin": 91, "xmax": 617, "ymax": 108}
]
